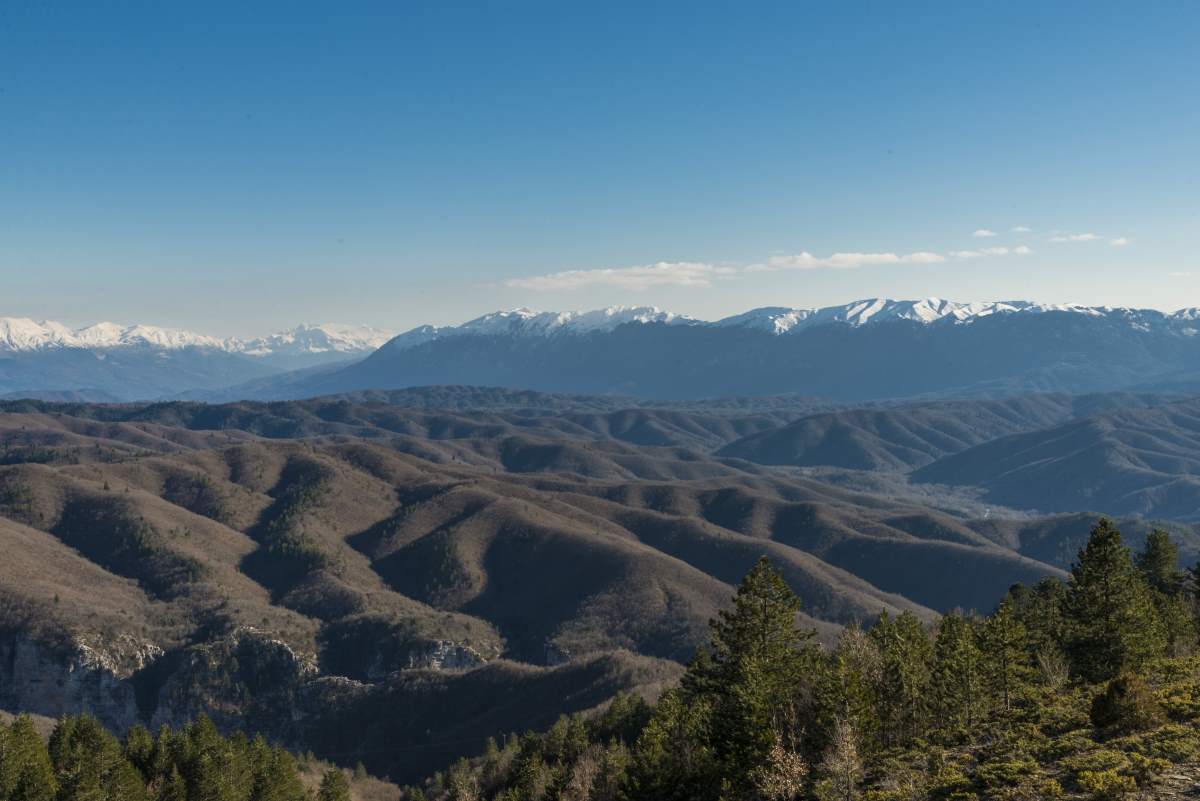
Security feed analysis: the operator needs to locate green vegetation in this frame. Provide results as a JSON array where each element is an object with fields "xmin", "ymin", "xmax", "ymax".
[
  {"xmin": 0, "ymin": 712, "xmax": 345, "ymax": 801},
  {"xmin": 397, "ymin": 520, "xmax": 1200, "ymax": 800}
]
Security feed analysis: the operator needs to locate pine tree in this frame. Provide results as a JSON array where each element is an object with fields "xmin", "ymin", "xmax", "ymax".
[
  {"xmin": 870, "ymin": 611, "xmax": 932, "ymax": 746},
  {"xmin": 317, "ymin": 767, "xmax": 352, "ymax": 801},
  {"xmin": 1007, "ymin": 577, "xmax": 1067, "ymax": 663},
  {"xmin": 680, "ymin": 556, "xmax": 816, "ymax": 797},
  {"xmin": 1066, "ymin": 519, "xmax": 1167, "ymax": 681},
  {"xmin": 51, "ymin": 714, "xmax": 147, "ymax": 801},
  {"xmin": 5, "ymin": 716, "xmax": 57, "ymax": 801},
  {"xmin": 159, "ymin": 766, "xmax": 188, "ymax": 801},
  {"xmin": 1137, "ymin": 529, "xmax": 1196, "ymax": 655},
  {"xmin": 930, "ymin": 611, "xmax": 983, "ymax": 736},
  {"xmin": 979, "ymin": 597, "xmax": 1027, "ymax": 715},
  {"xmin": 1138, "ymin": 529, "xmax": 1183, "ymax": 595},
  {"xmin": 816, "ymin": 625, "xmax": 881, "ymax": 754},
  {"xmin": 627, "ymin": 689, "xmax": 718, "ymax": 801}
]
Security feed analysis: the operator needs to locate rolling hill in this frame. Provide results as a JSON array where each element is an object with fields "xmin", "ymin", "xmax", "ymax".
[{"xmin": 0, "ymin": 393, "xmax": 1086, "ymax": 781}]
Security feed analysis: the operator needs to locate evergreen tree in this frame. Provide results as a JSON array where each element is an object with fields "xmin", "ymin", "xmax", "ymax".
[
  {"xmin": 930, "ymin": 611, "xmax": 983, "ymax": 736},
  {"xmin": 1007, "ymin": 577, "xmax": 1067, "ymax": 662},
  {"xmin": 870, "ymin": 611, "xmax": 932, "ymax": 746},
  {"xmin": 1138, "ymin": 529, "xmax": 1183, "ymax": 595},
  {"xmin": 627, "ymin": 690, "xmax": 718, "ymax": 801},
  {"xmin": 50, "ymin": 714, "xmax": 148, "ymax": 801},
  {"xmin": 1137, "ymin": 529, "xmax": 1196, "ymax": 655},
  {"xmin": 815, "ymin": 625, "xmax": 881, "ymax": 754},
  {"xmin": 158, "ymin": 766, "xmax": 188, "ymax": 801},
  {"xmin": 5, "ymin": 716, "xmax": 57, "ymax": 801},
  {"xmin": 178, "ymin": 716, "xmax": 239, "ymax": 801},
  {"xmin": 979, "ymin": 597, "xmax": 1027, "ymax": 715},
  {"xmin": 684, "ymin": 556, "xmax": 816, "ymax": 797},
  {"xmin": 317, "ymin": 767, "xmax": 351, "ymax": 801},
  {"xmin": 1066, "ymin": 519, "xmax": 1167, "ymax": 681}
]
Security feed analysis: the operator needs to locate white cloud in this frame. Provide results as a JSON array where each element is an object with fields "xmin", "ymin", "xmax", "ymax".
[
  {"xmin": 949, "ymin": 245, "xmax": 1030, "ymax": 259},
  {"xmin": 1110, "ymin": 237, "xmax": 1130, "ymax": 247},
  {"xmin": 1050, "ymin": 232, "xmax": 1100, "ymax": 242},
  {"xmin": 1170, "ymin": 271, "xmax": 1192, "ymax": 278},
  {"xmin": 752, "ymin": 250, "xmax": 946, "ymax": 272},
  {"xmin": 1011, "ymin": 226, "xmax": 1032, "ymax": 233},
  {"xmin": 972, "ymin": 229, "xmax": 998, "ymax": 238},
  {"xmin": 504, "ymin": 261, "xmax": 736, "ymax": 291}
]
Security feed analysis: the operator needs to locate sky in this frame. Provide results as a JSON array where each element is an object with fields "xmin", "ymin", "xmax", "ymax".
[{"xmin": 1, "ymin": 1, "xmax": 1198, "ymax": 337}]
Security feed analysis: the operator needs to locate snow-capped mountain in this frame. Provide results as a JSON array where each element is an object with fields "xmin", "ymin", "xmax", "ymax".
[
  {"xmin": 376, "ymin": 298, "xmax": 1200, "ymax": 352},
  {"xmin": 379, "ymin": 306, "xmax": 691, "ymax": 352},
  {"xmin": 237, "ymin": 323, "xmax": 395, "ymax": 356},
  {"xmin": 0, "ymin": 318, "xmax": 393, "ymax": 361},
  {"xmin": 0, "ymin": 318, "xmax": 394, "ymax": 401},
  {"xmin": 0, "ymin": 318, "xmax": 227, "ymax": 352},
  {"xmin": 710, "ymin": 298, "xmax": 1172, "ymax": 333},
  {"xmin": 8, "ymin": 299, "xmax": 1200, "ymax": 403},
  {"xmin": 266, "ymin": 297, "xmax": 1200, "ymax": 403}
]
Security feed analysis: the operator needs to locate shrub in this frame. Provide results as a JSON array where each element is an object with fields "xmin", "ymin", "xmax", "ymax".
[
  {"xmin": 1034, "ymin": 778, "xmax": 1064, "ymax": 799},
  {"xmin": 1158, "ymin": 680, "xmax": 1200, "ymax": 721},
  {"xmin": 1076, "ymin": 769, "xmax": 1136, "ymax": 800},
  {"xmin": 1060, "ymin": 748, "xmax": 1128, "ymax": 776},
  {"xmin": 973, "ymin": 756, "xmax": 1037, "ymax": 790},
  {"xmin": 1089, "ymin": 674, "xmax": 1164, "ymax": 733},
  {"xmin": 1040, "ymin": 729, "xmax": 1096, "ymax": 760},
  {"xmin": 1126, "ymin": 752, "xmax": 1170, "ymax": 787}
]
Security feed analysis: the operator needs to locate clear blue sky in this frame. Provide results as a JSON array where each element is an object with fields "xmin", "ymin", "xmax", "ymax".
[{"xmin": 2, "ymin": 1, "xmax": 1197, "ymax": 336}]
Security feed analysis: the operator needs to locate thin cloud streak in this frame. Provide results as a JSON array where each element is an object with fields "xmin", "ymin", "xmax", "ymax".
[
  {"xmin": 507, "ymin": 241, "xmax": 1041, "ymax": 290},
  {"xmin": 750, "ymin": 251, "xmax": 945, "ymax": 272},
  {"xmin": 504, "ymin": 262, "xmax": 736, "ymax": 291}
]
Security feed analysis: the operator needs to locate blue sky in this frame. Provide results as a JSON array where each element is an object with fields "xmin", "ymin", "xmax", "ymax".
[{"xmin": 1, "ymin": 1, "xmax": 1197, "ymax": 336}]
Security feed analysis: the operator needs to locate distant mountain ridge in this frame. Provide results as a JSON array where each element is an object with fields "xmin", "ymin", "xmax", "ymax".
[
  {"xmin": 378, "ymin": 298, "xmax": 1200, "ymax": 352},
  {"xmin": 9, "ymin": 298, "xmax": 1200, "ymax": 402},
  {"xmin": 0, "ymin": 319, "xmax": 396, "ymax": 399},
  {"xmin": 0, "ymin": 317, "xmax": 394, "ymax": 359},
  {"xmin": 252, "ymin": 298, "xmax": 1200, "ymax": 402}
]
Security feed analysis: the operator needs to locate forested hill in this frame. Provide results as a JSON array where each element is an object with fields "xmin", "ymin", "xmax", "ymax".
[
  {"xmin": 398, "ymin": 521, "xmax": 1200, "ymax": 801},
  {"xmin": 4, "ymin": 521, "xmax": 1200, "ymax": 801}
]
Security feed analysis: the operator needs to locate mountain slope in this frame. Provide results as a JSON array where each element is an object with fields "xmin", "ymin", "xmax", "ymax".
[{"xmin": 914, "ymin": 399, "xmax": 1200, "ymax": 520}]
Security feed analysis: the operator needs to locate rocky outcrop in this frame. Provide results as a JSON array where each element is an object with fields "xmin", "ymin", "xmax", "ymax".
[
  {"xmin": 0, "ymin": 633, "xmax": 160, "ymax": 731},
  {"xmin": 404, "ymin": 639, "xmax": 487, "ymax": 671},
  {"xmin": 150, "ymin": 627, "xmax": 317, "ymax": 736}
]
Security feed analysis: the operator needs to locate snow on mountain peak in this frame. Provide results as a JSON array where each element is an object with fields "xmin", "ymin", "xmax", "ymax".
[
  {"xmin": 381, "ymin": 305, "xmax": 695, "ymax": 352},
  {"xmin": 0, "ymin": 318, "xmax": 394, "ymax": 359},
  {"xmin": 237, "ymin": 323, "xmax": 396, "ymax": 356}
]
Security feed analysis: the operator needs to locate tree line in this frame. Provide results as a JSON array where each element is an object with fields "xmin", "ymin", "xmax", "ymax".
[
  {"xmin": 404, "ymin": 519, "xmax": 1200, "ymax": 800},
  {"xmin": 0, "ymin": 713, "xmax": 351, "ymax": 801}
]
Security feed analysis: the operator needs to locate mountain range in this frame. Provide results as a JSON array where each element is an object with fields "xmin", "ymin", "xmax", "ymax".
[
  {"xmin": 0, "ymin": 319, "xmax": 394, "ymax": 400},
  {"xmin": 7, "ymin": 298, "xmax": 1200, "ymax": 402}
]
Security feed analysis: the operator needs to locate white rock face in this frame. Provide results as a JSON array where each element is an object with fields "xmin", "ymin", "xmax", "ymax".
[{"xmin": 0, "ymin": 634, "xmax": 161, "ymax": 731}]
